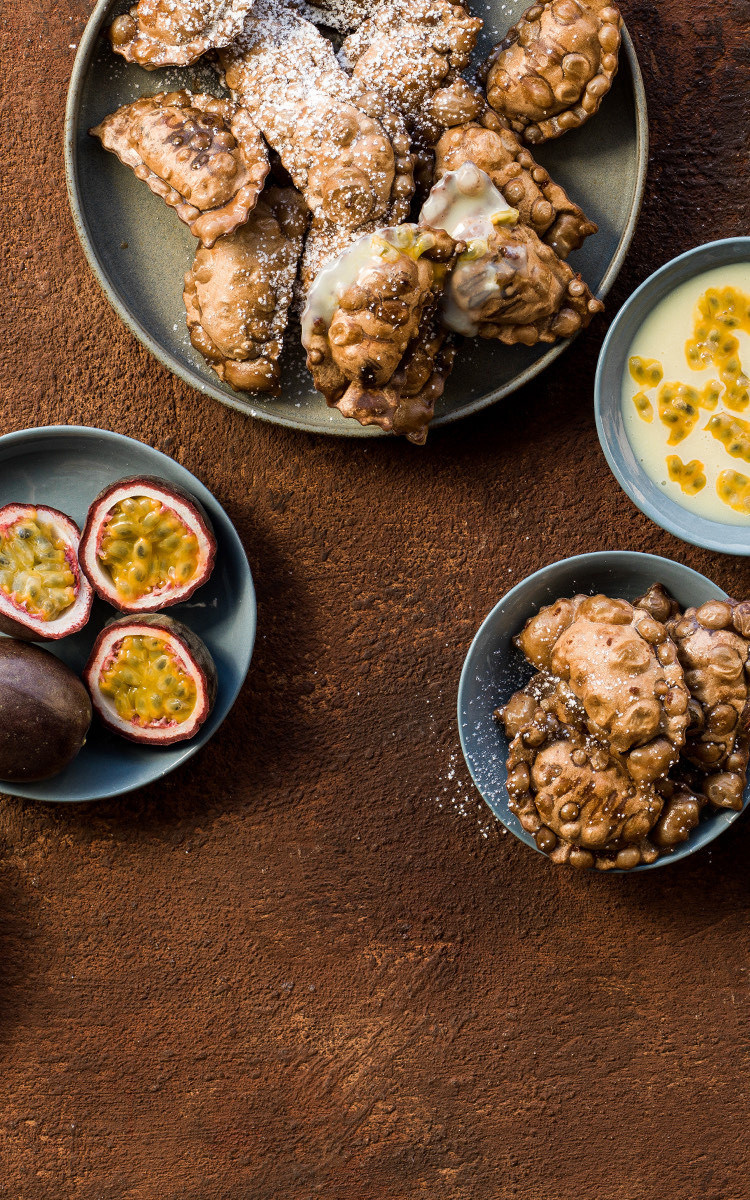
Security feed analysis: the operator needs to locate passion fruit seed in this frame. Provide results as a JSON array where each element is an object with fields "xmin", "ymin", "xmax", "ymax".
[
  {"xmin": 0, "ymin": 514, "xmax": 76, "ymax": 621},
  {"xmin": 657, "ymin": 381, "xmax": 702, "ymax": 445},
  {"xmin": 717, "ymin": 469, "xmax": 750, "ymax": 514},
  {"xmin": 705, "ymin": 411, "xmax": 750, "ymax": 464},
  {"xmin": 628, "ymin": 356, "xmax": 663, "ymax": 388},
  {"xmin": 666, "ymin": 454, "xmax": 707, "ymax": 495},
  {"xmin": 686, "ymin": 286, "xmax": 750, "ymax": 412},
  {"xmin": 97, "ymin": 496, "xmax": 200, "ymax": 603},
  {"xmin": 632, "ymin": 391, "xmax": 653, "ymax": 422},
  {"xmin": 99, "ymin": 634, "xmax": 198, "ymax": 727}
]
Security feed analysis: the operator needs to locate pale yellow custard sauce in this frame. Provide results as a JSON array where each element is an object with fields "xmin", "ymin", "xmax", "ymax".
[{"xmin": 621, "ymin": 263, "xmax": 750, "ymax": 525}]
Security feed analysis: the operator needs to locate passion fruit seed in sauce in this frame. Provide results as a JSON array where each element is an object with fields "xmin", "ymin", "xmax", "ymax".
[
  {"xmin": 641, "ymin": 378, "xmax": 721, "ymax": 443},
  {"xmin": 97, "ymin": 496, "xmax": 200, "ymax": 603},
  {"xmin": 0, "ymin": 513, "xmax": 76, "ymax": 620},
  {"xmin": 687, "ymin": 286, "xmax": 750, "ymax": 410},
  {"xmin": 629, "ymin": 356, "xmax": 663, "ymax": 388},
  {"xmin": 705, "ymin": 412, "xmax": 750, "ymax": 464},
  {"xmin": 657, "ymin": 382, "xmax": 702, "ymax": 445},
  {"xmin": 666, "ymin": 455, "xmax": 707, "ymax": 495},
  {"xmin": 632, "ymin": 391, "xmax": 653, "ymax": 421},
  {"xmin": 717, "ymin": 469, "xmax": 750, "ymax": 514},
  {"xmin": 99, "ymin": 634, "xmax": 198, "ymax": 727},
  {"xmin": 621, "ymin": 264, "xmax": 750, "ymax": 525}
]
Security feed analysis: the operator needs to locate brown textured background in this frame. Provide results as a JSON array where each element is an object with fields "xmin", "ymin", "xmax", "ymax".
[{"xmin": 1, "ymin": 2, "xmax": 750, "ymax": 1197}]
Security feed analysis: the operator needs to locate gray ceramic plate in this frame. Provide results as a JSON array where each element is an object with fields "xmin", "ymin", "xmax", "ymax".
[
  {"xmin": 457, "ymin": 551, "xmax": 749, "ymax": 871},
  {"xmin": 65, "ymin": 0, "xmax": 648, "ymax": 438},
  {"xmin": 595, "ymin": 237, "xmax": 750, "ymax": 555},
  {"xmin": 0, "ymin": 426, "xmax": 255, "ymax": 803}
]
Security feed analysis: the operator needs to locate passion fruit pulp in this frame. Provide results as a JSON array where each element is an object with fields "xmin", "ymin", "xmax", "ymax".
[
  {"xmin": 84, "ymin": 614, "xmax": 218, "ymax": 745},
  {"xmin": 0, "ymin": 639, "xmax": 92, "ymax": 781},
  {"xmin": 0, "ymin": 504, "xmax": 93, "ymax": 640},
  {"xmin": 79, "ymin": 477, "xmax": 216, "ymax": 613}
]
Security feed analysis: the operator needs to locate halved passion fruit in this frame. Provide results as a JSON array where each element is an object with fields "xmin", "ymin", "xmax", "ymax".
[
  {"xmin": 84, "ymin": 614, "xmax": 218, "ymax": 745},
  {"xmin": 79, "ymin": 477, "xmax": 216, "ymax": 613},
  {"xmin": 0, "ymin": 504, "xmax": 93, "ymax": 640}
]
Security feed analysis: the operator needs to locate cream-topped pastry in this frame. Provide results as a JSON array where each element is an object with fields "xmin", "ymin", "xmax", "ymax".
[
  {"xmin": 420, "ymin": 162, "xmax": 519, "ymax": 335},
  {"xmin": 420, "ymin": 161, "xmax": 517, "ymax": 242},
  {"xmin": 301, "ymin": 223, "xmax": 439, "ymax": 343}
]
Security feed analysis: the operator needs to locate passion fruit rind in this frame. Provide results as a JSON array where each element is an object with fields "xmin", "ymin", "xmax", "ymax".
[
  {"xmin": 0, "ymin": 639, "xmax": 92, "ymax": 781},
  {"xmin": 0, "ymin": 503, "xmax": 94, "ymax": 641},
  {"xmin": 84, "ymin": 613, "xmax": 218, "ymax": 746},
  {"xmin": 79, "ymin": 476, "xmax": 217, "ymax": 614}
]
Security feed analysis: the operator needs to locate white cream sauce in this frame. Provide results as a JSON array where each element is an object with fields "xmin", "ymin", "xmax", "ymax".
[
  {"xmin": 301, "ymin": 224, "xmax": 430, "ymax": 345},
  {"xmin": 420, "ymin": 163, "xmax": 516, "ymax": 241},
  {"xmin": 621, "ymin": 263, "xmax": 750, "ymax": 526},
  {"xmin": 420, "ymin": 164, "xmax": 518, "ymax": 336}
]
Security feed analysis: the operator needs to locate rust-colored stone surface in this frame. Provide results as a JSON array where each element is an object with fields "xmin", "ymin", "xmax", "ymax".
[{"xmin": 1, "ymin": 2, "xmax": 749, "ymax": 1197}]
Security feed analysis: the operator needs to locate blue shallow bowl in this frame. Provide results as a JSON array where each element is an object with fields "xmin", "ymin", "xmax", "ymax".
[
  {"xmin": 0, "ymin": 426, "xmax": 256, "ymax": 802},
  {"xmin": 595, "ymin": 236, "xmax": 750, "ymax": 555},
  {"xmin": 457, "ymin": 550, "xmax": 749, "ymax": 872}
]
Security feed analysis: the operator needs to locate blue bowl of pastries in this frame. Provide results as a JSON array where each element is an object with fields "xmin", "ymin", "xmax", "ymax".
[
  {"xmin": 595, "ymin": 236, "xmax": 750, "ymax": 554},
  {"xmin": 457, "ymin": 551, "xmax": 750, "ymax": 872}
]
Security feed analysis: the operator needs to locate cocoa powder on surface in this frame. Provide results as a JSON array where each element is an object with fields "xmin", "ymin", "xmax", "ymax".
[{"xmin": 0, "ymin": 2, "xmax": 749, "ymax": 1197}]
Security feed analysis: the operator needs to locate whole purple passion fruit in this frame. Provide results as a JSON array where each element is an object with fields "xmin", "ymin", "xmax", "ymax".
[
  {"xmin": 78, "ymin": 477, "xmax": 217, "ymax": 613},
  {"xmin": 84, "ymin": 614, "xmax": 218, "ymax": 745},
  {"xmin": 0, "ymin": 503, "xmax": 94, "ymax": 640},
  {"xmin": 0, "ymin": 639, "xmax": 92, "ymax": 781}
]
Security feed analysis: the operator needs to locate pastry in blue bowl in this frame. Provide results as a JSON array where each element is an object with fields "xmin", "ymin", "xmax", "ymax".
[{"xmin": 458, "ymin": 551, "xmax": 750, "ymax": 872}]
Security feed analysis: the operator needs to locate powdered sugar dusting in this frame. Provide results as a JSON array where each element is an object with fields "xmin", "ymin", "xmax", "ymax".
[
  {"xmin": 298, "ymin": 0, "xmax": 373, "ymax": 32},
  {"xmin": 341, "ymin": 0, "xmax": 482, "ymax": 142},
  {"xmin": 431, "ymin": 747, "xmax": 502, "ymax": 840},
  {"xmin": 220, "ymin": 0, "xmax": 401, "ymax": 225}
]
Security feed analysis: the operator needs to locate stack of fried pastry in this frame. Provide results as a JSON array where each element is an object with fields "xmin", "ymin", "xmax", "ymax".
[
  {"xmin": 91, "ymin": 0, "xmax": 622, "ymax": 440},
  {"xmin": 497, "ymin": 585, "xmax": 750, "ymax": 870}
]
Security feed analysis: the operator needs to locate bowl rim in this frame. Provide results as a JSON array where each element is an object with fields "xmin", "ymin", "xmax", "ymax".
[
  {"xmin": 64, "ymin": 0, "xmax": 649, "ymax": 438},
  {"xmin": 0, "ymin": 424, "xmax": 256, "ymax": 803},
  {"xmin": 594, "ymin": 235, "xmax": 750, "ymax": 554},
  {"xmin": 457, "ymin": 549, "xmax": 748, "ymax": 872}
]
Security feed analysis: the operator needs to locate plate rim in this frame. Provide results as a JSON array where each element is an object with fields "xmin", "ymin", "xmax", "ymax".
[
  {"xmin": 0, "ymin": 424, "xmax": 256, "ymax": 803},
  {"xmin": 64, "ymin": 1, "xmax": 649, "ymax": 438}
]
